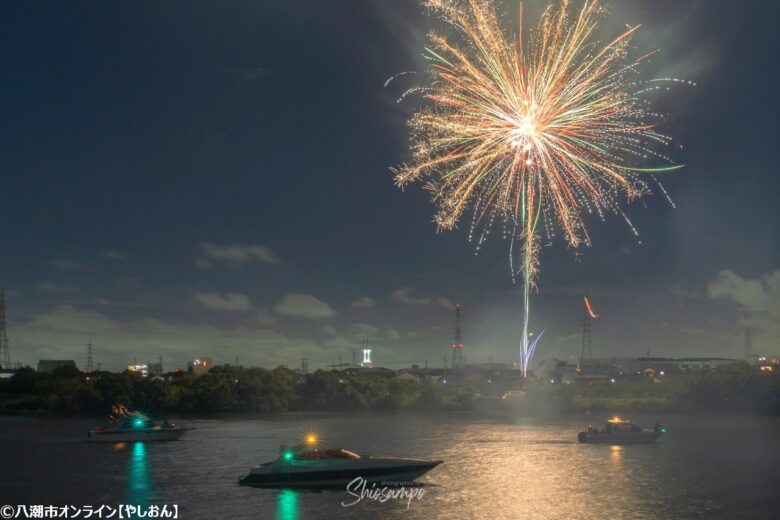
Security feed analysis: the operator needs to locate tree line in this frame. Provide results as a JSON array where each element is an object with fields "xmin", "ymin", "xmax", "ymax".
[
  {"xmin": 0, "ymin": 362, "xmax": 777, "ymax": 415},
  {"xmin": 0, "ymin": 364, "xmax": 480, "ymax": 415},
  {"xmin": 523, "ymin": 363, "xmax": 780, "ymax": 414}
]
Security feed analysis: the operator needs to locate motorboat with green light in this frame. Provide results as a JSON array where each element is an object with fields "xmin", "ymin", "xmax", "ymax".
[
  {"xmin": 88, "ymin": 405, "xmax": 189, "ymax": 442},
  {"xmin": 239, "ymin": 435, "xmax": 442, "ymax": 488},
  {"xmin": 578, "ymin": 417, "xmax": 666, "ymax": 444}
]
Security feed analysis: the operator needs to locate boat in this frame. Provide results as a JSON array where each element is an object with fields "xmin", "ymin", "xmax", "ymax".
[
  {"xmin": 239, "ymin": 434, "xmax": 442, "ymax": 488},
  {"xmin": 577, "ymin": 417, "xmax": 666, "ymax": 444},
  {"xmin": 87, "ymin": 405, "xmax": 189, "ymax": 442}
]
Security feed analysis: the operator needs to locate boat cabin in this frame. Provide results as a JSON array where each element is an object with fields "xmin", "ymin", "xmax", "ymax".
[
  {"xmin": 605, "ymin": 417, "xmax": 641, "ymax": 433},
  {"xmin": 586, "ymin": 417, "xmax": 642, "ymax": 434}
]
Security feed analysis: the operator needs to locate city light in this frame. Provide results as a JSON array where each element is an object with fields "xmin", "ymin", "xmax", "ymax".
[{"xmin": 128, "ymin": 364, "xmax": 149, "ymax": 378}]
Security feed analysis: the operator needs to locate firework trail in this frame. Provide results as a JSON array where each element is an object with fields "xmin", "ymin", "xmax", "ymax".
[
  {"xmin": 584, "ymin": 295, "xmax": 599, "ymax": 319},
  {"xmin": 392, "ymin": 0, "xmax": 691, "ymax": 376}
]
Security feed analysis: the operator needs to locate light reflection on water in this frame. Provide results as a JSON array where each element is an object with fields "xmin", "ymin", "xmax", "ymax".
[
  {"xmin": 126, "ymin": 442, "xmax": 151, "ymax": 513},
  {"xmin": 610, "ymin": 444, "xmax": 623, "ymax": 462},
  {"xmin": 1, "ymin": 414, "xmax": 778, "ymax": 519},
  {"xmin": 276, "ymin": 489, "xmax": 299, "ymax": 520}
]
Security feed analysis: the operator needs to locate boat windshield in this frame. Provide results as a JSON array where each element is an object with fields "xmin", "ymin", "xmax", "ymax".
[
  {"xmin": 610, "ymin": 422, "xmax": 640, "ymax": 432},
  {"xmin": 295, "ymin": 449, "xmax": 361, "ymax": 460},
  {"xmin": 329, "ymin": 449, "xmax": 361, "ymax": 459},
  {"xmin": 117, "ymin": 416, "xmax": 154, "ymax": 429}
]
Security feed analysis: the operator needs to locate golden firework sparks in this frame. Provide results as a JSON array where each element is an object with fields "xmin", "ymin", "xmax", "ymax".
[{"xmin": 392, "ymin": 0, "xmax": 691, "ymax": 375}]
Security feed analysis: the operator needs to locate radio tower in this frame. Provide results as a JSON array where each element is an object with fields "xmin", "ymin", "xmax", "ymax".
[
  {"xmin": 580, "ymin": 290, "xmax": 594, "ymax": 364},
  {"xmin": 85, "ymin": 340, "xmax": 94, "ymax": 373},
  {"xmin": 451, "ymin": 303, "xmax": 464, "ymax": 368},
  {"xmin": 0, "ymin": 289, "xmax": 10, "ymax": 369}
]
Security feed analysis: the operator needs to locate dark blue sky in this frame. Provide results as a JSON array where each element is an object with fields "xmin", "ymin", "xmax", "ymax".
[{"xmin": 1, "ymin": 0, "xmax": 777, "ymax": 370}]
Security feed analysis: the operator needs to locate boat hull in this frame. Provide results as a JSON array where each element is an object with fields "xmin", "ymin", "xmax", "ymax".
[
  {"xmin": 578, "ymin": 431, "xmax": 661, "ymax": 444},
  {"xmin": 88, "ymin": 428, "xmax": 188, "ymax": 442},
  {"xmin": 239, "ymin": 459, "xmax": 441, "ymax": 488}
]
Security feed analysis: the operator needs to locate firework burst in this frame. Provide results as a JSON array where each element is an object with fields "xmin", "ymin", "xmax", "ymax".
[{"xmin": 392, "ymin": 0, "xmax": 691, "ymax": 376}]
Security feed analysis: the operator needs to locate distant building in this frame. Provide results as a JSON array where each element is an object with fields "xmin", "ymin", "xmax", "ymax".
[
  {"xmin": 37, "ymin": 360, "xmax": 77, "ymax": 373},
  {"xmin": 457, "ymin": 363, "xmax": 517, "ymax": 383},
  {"xmin": 160, "ymin": 369, "xmax": 186, "ymax": 382},
  {"xmin": 188, "ymin": 357, "xmax": 213, "ymax": 377},
  {"xmin": 757, "ymin": 357, "xmax": 779, "ymax": 372},
  {"xmin": 128, "ymin": 364, "xmax": 149, "ymax": 378},
  {"xmin": 426, "ymin": 375, "xmax": 444, "ymax": 384},
  {"xmin": 397, "ymin": 366, "xmax": 448, "ymax": 384},
  {"xmin": 341, "ymin": 366, "xmax": 394, "ymax": 378},
  {"xmin": 584, "ymin": 357, "xmax": 741, "ymax": 377},
  {"xmin": 0, "ymin": 368, "xmax": 16, "ymax": 379},
  {"xmin": 395, "ymin": 372, "xmax": 420, "ymax": 383},
  {"xmin": 539, "ymin": 356, "xmax": 744, "ymax": 382}
]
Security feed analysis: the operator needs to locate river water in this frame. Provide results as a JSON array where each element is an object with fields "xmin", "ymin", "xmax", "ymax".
[{"xmin": 1, "ymin": 413, "xmax": 778, "ymax": 519}]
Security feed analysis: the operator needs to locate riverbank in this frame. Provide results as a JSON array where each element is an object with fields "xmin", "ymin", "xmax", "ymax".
[{"xmin": 2, "ymin": 362, "xmax": 778, "ymax": 416}]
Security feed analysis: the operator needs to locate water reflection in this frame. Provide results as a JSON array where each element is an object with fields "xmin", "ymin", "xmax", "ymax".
[
  {"xmin": 610, "ymin": 444, "xmax": 623, "ymax": 464},
  {"xmin": 0, "ymin": 415, "xmax": 767, "ymax": 518},
  {"xmin": 276, "ymin": 489, "xmax": 299, "ymax": 520},
  {"xmin": 126, "ymin": 442, "xmax": 151, "ymax": 509}
]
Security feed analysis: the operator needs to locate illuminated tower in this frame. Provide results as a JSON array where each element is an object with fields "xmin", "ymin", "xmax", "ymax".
[
  {"xmin": 451, "ymin": 303, "xmax": 464, "ymax": 368},
  {"xmin": 0, "ymin": 289, "xmax": 10, "ymax": 369},
  {"xmin": 362, "ymin": 344, "xmax": 372, "ymax": 368}
]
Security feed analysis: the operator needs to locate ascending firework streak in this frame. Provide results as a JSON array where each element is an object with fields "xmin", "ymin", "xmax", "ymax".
[
  {"xmin": 392, "ymin": 0, "xmax": 691, "ymax": 376},
  {"xmin": 584, "ymin": 295, "xmax": 599, "ymax": 319}
]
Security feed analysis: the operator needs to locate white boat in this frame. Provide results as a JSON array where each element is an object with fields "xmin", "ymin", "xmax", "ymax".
[
  {"xmin": 239, "ymin": 436, "xmax": 441, "ymax": 488},
  {"xmin": 88, "ymin": 424, "xmax": 188, "ymax": 442},
  {"xmin": 578, "ymin": 417, "xmax": 666, "ymax": 444},
  {"xmin": 88, "ymin": 406, "xmax": 189, "ymax": 442}
]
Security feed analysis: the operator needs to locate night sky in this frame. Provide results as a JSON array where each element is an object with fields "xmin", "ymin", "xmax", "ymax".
[{"xmin": 1, "ymin": 0, "xmax": 777, "ymax": 371}]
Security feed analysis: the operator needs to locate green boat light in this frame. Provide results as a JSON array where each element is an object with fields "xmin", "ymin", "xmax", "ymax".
[{"xmin": 282, "ymin": 450, "xmax": 294, "ymax": 462}]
